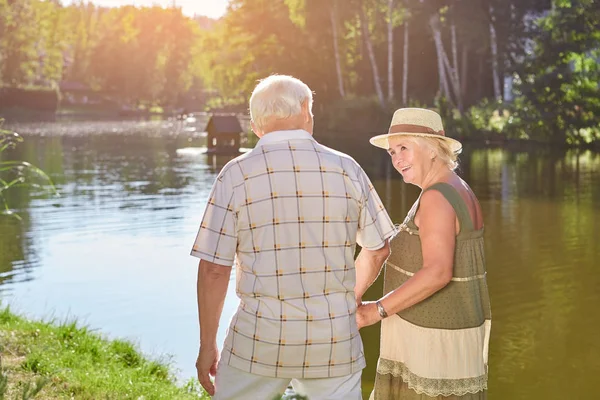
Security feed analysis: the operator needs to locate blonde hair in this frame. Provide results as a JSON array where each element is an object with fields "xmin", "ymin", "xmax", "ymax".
[
  {"xmin": 249, "ymin": 75, "xmax": 313, "ymax": 132},
  {"xmin": 409, "ymin": 136, "xmax": 460, "ymax": 171}
]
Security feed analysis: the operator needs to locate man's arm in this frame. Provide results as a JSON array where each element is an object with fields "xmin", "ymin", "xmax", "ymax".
[
  {"xmin": 354, "ymin": 240, "xmax": 390, "ymax": 304},
  {"xmin": 196, "ymin": 259, "xmax": 232, "ymax": 396},
  {"xmin": 354, "ymin": 167, "xmax": 395, "ymax": 305},
  {"xmin": 356, "ymin": 190, "xmax": 456, "ymax": 329}
]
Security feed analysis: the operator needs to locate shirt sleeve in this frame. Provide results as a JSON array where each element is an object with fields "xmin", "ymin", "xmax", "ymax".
[
  {"xmin": 190, "ymin": 169, "xmax": 237, "ymax": 266},
  {"xmin": 356, "ymin": 169, "xmax": 397, "ymax": 250}
]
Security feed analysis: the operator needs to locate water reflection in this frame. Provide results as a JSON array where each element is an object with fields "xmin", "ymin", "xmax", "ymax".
[{"xmin": 0, "ymin": 125, "xmax": 599, "ymax": 399}]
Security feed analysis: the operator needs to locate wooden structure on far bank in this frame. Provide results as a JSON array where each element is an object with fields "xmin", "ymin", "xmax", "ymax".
[{"xmin": 205, "ymin": 115, "xmax": 243, "ymax": 154}]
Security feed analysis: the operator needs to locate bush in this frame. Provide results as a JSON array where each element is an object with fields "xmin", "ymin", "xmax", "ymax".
[{"xmin": 0, "ymin": 120, "xmax": 57, "ymax": 218}]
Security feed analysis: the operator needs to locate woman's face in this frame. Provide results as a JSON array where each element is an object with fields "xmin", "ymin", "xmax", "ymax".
[{"xmin": 387, "ymin": 136, "xmax": 432, "ymax": 186}]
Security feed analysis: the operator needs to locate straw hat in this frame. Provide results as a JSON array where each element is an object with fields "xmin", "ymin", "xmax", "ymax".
[{"xmin": 369, "ymin": 108, "xmax": 462, "ymax": 153}]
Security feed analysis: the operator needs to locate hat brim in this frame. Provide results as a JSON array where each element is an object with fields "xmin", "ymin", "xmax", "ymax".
[{"xmin": 369, "ymin": 132, "xmax": 463, "ymax": 154}]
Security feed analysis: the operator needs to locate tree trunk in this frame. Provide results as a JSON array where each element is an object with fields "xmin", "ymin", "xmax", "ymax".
[
  {"xmin": 450, "ymin": 21, "xmax": 463, "ymax": 112},
  {"xmin": 330, "ymin": 0, "xmax": 345, "ymax": 98},
  {"xmin": 489, "ymin": 5, "xmax": 502, "ymax": 100},
  {"xmin": 387, "ymin": 0, "xmax": 394, "ymax": 101},
  {"xmin": 477, "ymin": 55, "xmax": 484, "ymax": 100},
  {"xmin": 429, "ymin": 14, "xmax": 452, "ymax": 104},
  {"xmin": 441, "ymin": 49, "xmax": 459, "ymax": 106},
  {"xmin": 461, "ymin": 45, "xmax": 468, "ymax": 102},
  {"xmin": 402, "ymin": 19, "xmax": 409, "ymax": 105},
  {"xmin": 359, "ymin": 3, "xmax": 385, "ymax": 107},
  {"xmin": 436, "ymin": 19, "xmax": 463, "ymax": 111}
]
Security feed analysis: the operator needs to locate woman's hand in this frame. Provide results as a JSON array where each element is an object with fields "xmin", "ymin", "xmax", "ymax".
[{"xmin": 356, "ymin": 301, "xmax": 381, "ymax": 329}]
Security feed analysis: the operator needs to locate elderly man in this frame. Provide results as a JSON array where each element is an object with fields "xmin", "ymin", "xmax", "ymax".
[{"xmin": 191, "ymin": 75, "xmax": 395, "ymax": 399}]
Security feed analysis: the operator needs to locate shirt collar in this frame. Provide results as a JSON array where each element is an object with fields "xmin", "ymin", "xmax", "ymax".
[{"xmin": 255, "ymin": 129, "xmax": 314, "ymax": 147}]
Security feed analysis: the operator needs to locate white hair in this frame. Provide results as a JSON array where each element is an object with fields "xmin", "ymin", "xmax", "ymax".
[
  {"xmin": 409, "ymin": 136, "xmax": 460, "ymax": 171},
  {"xmin": 249, "ymin": 75, "xmax": 313, "ymax": 131}
]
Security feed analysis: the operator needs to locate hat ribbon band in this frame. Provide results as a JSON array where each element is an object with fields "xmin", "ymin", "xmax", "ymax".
[{"xmin": 388, "ymin": 124, "xmax": 445, "ymax": 136}]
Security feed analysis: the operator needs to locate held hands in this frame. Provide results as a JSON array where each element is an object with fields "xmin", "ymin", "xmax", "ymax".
[
  {"xmin": 196, "ymin": 345, "xmax": 219, "ymax": 396},
  {"xmin": 356, "ymin": 301, "xmax": 382, "ymax": 329}
]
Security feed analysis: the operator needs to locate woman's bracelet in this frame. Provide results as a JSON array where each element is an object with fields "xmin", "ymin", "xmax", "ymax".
[{"xmin": 376, "ymin": 300, "xmax": 388, "ymax": 319}]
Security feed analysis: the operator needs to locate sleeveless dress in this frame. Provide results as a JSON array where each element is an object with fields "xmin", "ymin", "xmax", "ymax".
[{"xmin": 371, "ymin": 182, "xmax": 492, "ymax": 400}]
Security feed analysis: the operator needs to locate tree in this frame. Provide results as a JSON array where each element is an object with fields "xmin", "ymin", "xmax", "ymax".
[
  {"xmin": 429, "ymin": 12, "xmax": 451, "ymax": 102},
  {"xmin": 358, "ymin": 0, "xmax": 385, "ymax": 107},
  {"xmin": 36, "ymin": 1, "xmax": 69, "ymax": 85},
  {"xmin": 401, "ymin": 8, "xmax": 409, "ymax": 105},
  {"xmin": 514, "ymin": 0, "xmax": 600, "ymax": 144},
  {"xmin": 387, "ymin": 0, "xmax": 394, "ymax": 101},
  {"xmin": 161, "ymin": 8, "xmax": 197, "ymax": 106},
  {"xmin": 0, "ymin": 0, "xmax": 39, "ymax": 86},
  {"xmin": 330, "ymin": 0, "xmax": 346, "ymax": 98},
  {"xmin": 488, "ymin": 4, "xmax": 502, "ymax": 100}
]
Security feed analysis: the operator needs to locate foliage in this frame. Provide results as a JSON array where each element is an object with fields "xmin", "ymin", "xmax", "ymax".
[
  {"xmin": 0, "ymin": 121, "xmax": 57, "ymax": 219},
  {"xmin": 0, "ymin": 1, "xmax": 202, "ymax": 107},
  {"xmin": 512, "ymin": 0, "xmax": 600, "ymax": 144},
  {"xmin": 197, "ymin": 0, "xmax": 316, "ymax": 108},
  {"xmin": 0, "ymin": 0, "xmax": 598, "ymax": 143}
]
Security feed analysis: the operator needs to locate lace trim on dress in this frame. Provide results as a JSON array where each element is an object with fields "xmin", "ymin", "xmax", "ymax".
[{"xmin": 377, "ymin": 358, "xmax": 488, "ymax": 397}]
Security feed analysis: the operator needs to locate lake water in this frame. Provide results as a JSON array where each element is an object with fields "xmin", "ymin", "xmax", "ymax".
[{"xmin": 1, "ymin": 120, "xmax": 599, "ymax": 399}]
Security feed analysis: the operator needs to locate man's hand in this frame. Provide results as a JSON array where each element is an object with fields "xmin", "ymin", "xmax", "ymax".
[
  {"xmin": 196, "ymin": 260, "xmax": 231, "ymax": 396},
  {"xmin": 356, "ymin": 301, "xmax": 381, "ymax": 329},
  {"xmin": 196, "ymin": 345, "xmax": 219, "ymax": 396}
]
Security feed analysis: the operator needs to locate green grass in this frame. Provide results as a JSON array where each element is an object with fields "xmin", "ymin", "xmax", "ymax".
[{"xmin": 0, "ymin": 306, "xmax": 209, "ymax": 400}]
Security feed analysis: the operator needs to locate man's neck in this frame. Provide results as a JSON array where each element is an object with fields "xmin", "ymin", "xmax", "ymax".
[{"xmin": 263, "ymin": 123, "xmax": 309, "ymax": 134}]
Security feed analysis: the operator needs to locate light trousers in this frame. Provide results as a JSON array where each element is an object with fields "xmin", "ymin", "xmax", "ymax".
[{"xmin": 213, "ymin": 361, "xmax": 363, "ymax": 400}]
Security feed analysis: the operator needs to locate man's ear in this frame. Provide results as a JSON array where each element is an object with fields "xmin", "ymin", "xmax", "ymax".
[
  {"xmin": 301, "ymin": 100, "xmax": 311, "ymax": 122},
  {"xmin": 251, "ymin": 121, "xmax": 263, "ymax": 137}
]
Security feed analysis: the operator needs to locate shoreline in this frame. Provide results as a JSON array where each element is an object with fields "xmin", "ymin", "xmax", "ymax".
[
  {"xmin": 0, "ymin": 115, "xmax": 600, "ymax": 152},
  {"xmin": 0, "ymin": 306, "xmax": 208, "ymax": 399},
  {"xmin": 2, "ymin": 115, "xmax": 598, "ymax": 152}
]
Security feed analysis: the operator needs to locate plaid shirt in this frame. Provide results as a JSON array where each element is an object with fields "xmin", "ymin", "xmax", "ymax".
[{"xmin": 191, "ymin": 129, "xmax": 396, "ymax": 378}]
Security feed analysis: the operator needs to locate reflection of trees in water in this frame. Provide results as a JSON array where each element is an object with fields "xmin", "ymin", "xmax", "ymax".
[
  {"xmin": 0, "ymin": 188, "xmax": 37, "ymax": 291},
  {"xmin": 0, "ymin": 134, "xmax": 41, "ymax": 290},
  {"xmin": 59, "ymin": 134, "xmax": 196, "ymax": 195},
  {"xmin": 206, "ymin": 154, "xmax": 241, "ymax": 174},
  {"xmin": 463, "ymin": 146, "xmax": 600, "ymax": 204},
  {"xmin": 0, "ymin": 131, "xmax": 245, "ymax": 290},
  {"xmin": 461, "ymin": 147, "xmax": 600, "ymax": 398},
  {"xmin": 0, "ymin": 132, "xmax": 221, "ymax": 290}
]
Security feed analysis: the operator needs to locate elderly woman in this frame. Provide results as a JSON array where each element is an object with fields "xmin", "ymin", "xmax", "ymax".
[{"xmin": 355, "ymin": 108, "xmax": 491, "ymax": 400}]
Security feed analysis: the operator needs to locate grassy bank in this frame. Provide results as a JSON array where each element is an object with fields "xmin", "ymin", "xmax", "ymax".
[{"xmin": 0, "ymin": 307, "xmax": 208, "ymax": 400}]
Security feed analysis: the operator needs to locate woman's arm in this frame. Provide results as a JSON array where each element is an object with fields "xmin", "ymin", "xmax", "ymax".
[{"xmin": 357, "ymin": 189, "xmax": 455, "ymax": 328}]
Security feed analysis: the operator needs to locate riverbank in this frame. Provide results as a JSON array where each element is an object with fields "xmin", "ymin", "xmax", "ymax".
[
  {"xmin": 0, "ymin": 306, "xmax": 208, "ymax": 399},
  {"xmin": 2, "ymin": 100, "xmax": 599, "ymax": 150}
]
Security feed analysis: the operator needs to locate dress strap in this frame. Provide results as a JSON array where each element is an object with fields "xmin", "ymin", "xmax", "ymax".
[{"xmin": 423, "ymin": 182, "xmax": 474, "ymax": 233}]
